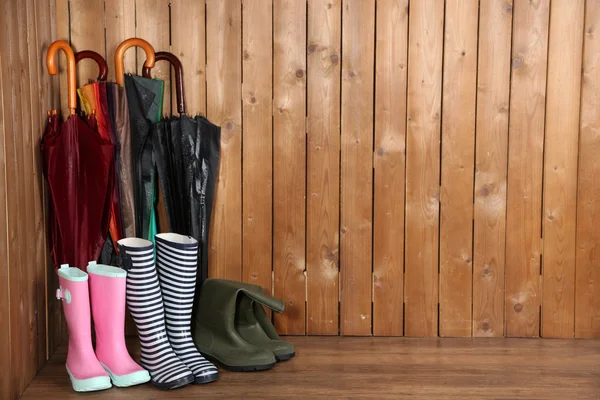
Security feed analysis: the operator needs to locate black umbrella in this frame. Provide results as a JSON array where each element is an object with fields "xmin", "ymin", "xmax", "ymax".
[{"xmin": 142, "ymin": 51, "xmax": 221, "ymax": 284}]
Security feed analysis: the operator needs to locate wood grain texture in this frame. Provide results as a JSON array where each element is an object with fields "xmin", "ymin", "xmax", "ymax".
[
  {"xmin": 576, "ymin": 0, "xmax": 600, "ymax": 339},
  {"xmin": 273, "ymin": 0, "xmax": 307, "ymax": 335},
  {"xmin": 306, "ymin": 0, "xmax": 341, "ymax": 336},
  {"xmin": 242, "ymin": 0, "xmax": 273, "ymax": 295},
  {"xmin": 36, "ymin": 0, "xmax": 57, "ymax": 361},
  {"xmin": 171, "ymin": 0, "xmax": 206, "ymax": 116},
  {"xmin": 0, "ymin": 50, "xmax": 11, "ymax": 400},
  {"xmin": 206, "ymin": 0, "xmax": 243, "ymax": 282},
  {"xmin": 473, "ymin": 0, "xmax": 512, "ymax": 338},
  {"xmin": 104, "ymin": 0, "xmax": 136, "ymax": 82},
  {"xmin": 25, "ymin": 0, "xmax": 47, "ymax": 372},
  {"xmin": 505, "ymin": 0, "xmax": 549, "ymax": 337},
  {"xmin": 68, "ymin": 0, "xmax": 106, "ymax": 86},
  {"xmin": 4, "ymin": 1, "xmax": 28, "ymax": 394},
  {"xmin": 404, "ymin": 0, "xmax": 444, "ymax": 337},
  {"xmin": 16, "ymin": 0, "xmax": 38, "ymax": 383},
  {"xmin": 439, "ymin": 0, "xmax": 478, "ymax": 337},
  {"xmin": 541, "ymin": 0, "xmax": 584, "ymax": 339},
  {"xmin": 135, "ymin": 0, "xmax": 171, "ymax": 115},
  {"xmin": 372, "ymin": 0, "xmax": 408, "ymax": 337},
  {"xmin": 22, "ymin": 337, "xmax": 600, "ymax": 400},
  {"xmin": 340, "ymin": 0, "xmax": 375, "ymax": 336}
]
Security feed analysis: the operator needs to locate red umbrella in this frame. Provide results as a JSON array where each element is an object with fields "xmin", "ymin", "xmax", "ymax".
[
  {"xmin": 74, "ymin": 50, "xmax": 124, "ymax": 254},
  {"xmin": 42, "ymin": 40, "xmax": 115, "ymax": 272}
]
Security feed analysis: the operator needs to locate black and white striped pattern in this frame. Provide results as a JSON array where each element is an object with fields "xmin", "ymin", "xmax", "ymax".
[
  {"xmin": 118, "ymin": 238, "xmax": 194, "ymax": 388},
  {"xmin": 155, "ymin": 233, "xmax": 219, "ymax": 384}
]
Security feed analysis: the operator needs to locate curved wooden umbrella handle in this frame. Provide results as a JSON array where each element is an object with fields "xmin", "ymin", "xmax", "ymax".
[
  {"xmin": 114, "ymin": 38, "xmax": 156, "ymax": 86},
  {"xmin": 75, "ymin": 50, "xmax": 108, "ymax": 81},
  {"xmin": 46, "ymin": 40, "xmax": 77, "ymax": 115},
  {"xmin": 142, "ymin": 51, "xmax": 186, "ymax": 115}
]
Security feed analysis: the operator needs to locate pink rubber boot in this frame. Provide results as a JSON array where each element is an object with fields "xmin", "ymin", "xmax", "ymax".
[
  {"xmin": 56, "ymin": 264, "xmax": 112, "ymax": 392},
  {"xmin": 87, "ymin": 261, "xmax": 150, "ymax": 387}
]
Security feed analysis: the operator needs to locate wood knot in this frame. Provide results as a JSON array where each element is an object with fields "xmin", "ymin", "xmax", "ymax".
[
  {"xmin": 349, "ymin": 71, "xmax": 356, "ymax": 78},
  {"xmin": 296, "ymin": 69, "xmax": 304, "ymax": 78},
  {"xmin": 483, "ymin": 264, "xmax": 490, "ymax": 276},
  {"xmin": 341, "ymin": 227, "xmax": 348, "ymax": 234},
  {"xmin": 327, "ymin": 2, "xmax": 332, "ymax": 9},
  {"xmin": 465, "ymin": 258, "xmax": 471, "ymax": 264},
  {"xmin": 179, "ymin": 51, "xmax": 184, "ymax": 57},
  {"xmin": 307, "ymin": 44, "xmax": 317, "ymax": 54},
  {"xmin": 505, "ymin": 4, "xmax": 513, "ymax": 12},
  {"xmin": 376, "ymin": 147, "xmax": 384, "ymax": 156},
  {"xmin": 514, "ymin": 303, "xmax": 523, "ymax": 313},
  {"xmin": 288, "ymin": 300, "xmax": 294, "ymax": 306},
  {"xmin": 547, "ymin": 214, "xmax": 554, "ymax": 220},
  {"xmin": 228, "ymin": 17, "xmax": 234, "ymax": 26},
  {"xmin": 243, "ymin": 51, "xmax": 250, "ymax": 60},
  {"xmin": 330, "ymin": 54, "xmax": 339, "ymax": 63},
  {"xmin": 480, "ymin": 186, "xmax": 490, "ymax": 197},
  {"xmin": 481, "ymin": 321, "xmax": 490, "ymax": 331},
  {"xmin": 225, "ymin": 120, "xmax": 235, "ymax": 132},
  {"xmin": 250, "ymin": 96, "xmax": 256, "ymax": 104},
  {"xmin": 461, "ymin": 50, "xmax": 466, "ymax": 56},
  {"xmin": 512, "ymin": 56, "xmax": 523, "ymax": 69}
]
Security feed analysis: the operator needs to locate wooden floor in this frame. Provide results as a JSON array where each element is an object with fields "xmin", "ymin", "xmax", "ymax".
[{"xmin": 21, "ymin": 337, "xmax": 600, "ymax": 399}]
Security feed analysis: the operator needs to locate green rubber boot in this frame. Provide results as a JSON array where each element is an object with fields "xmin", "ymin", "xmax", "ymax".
[
  {"xmin": 233, "ymin": 282, "xmax": 296, "ymax": 361},
  {"xmin": 192, "ymin": 278, "xmax": 280, "ymax": 372}
]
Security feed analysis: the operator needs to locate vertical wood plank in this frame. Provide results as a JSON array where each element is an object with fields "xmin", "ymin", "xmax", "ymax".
[
  {"xmin": 273, "ymin": 0, "xmax": 307, "ymax": 335},
  {"xmin": 242, "ymin": 0, "xmax": 273, "ymax": 295},
  {"xmin": 473, "ymin": 0, "xmax": 513, "ymax": 337},
  {"xmin": 15, "ymin": 0, "xmax": 37, "ymax": 383},
  {"xmin": 404, "ymin": 0, "xmax": 444, "ymax": 337},
  {"xmin": 576, "ymin": 0, "xmax": 600, "ymax": 339},
  {"xmin": 0, "ymin": 51, "xmax": 12, "ymax": 400},
  {"xmin": 306, "ymin": 0, "xmax": 341, "ymax": 336},
  {"xmin": 171, "ymin": 0, "xmax": 206, "ymax": 116},
  {"xmin": 105, "ymin": 0, "xmax": 136, "ymax": 82},
  {"xmin": 135, "ymin": 0, "xmax": 172, "ymax": 116},
  {"xmin": 25, "ymin": 0, "xmax": 47, "ymax": 371},
  {"xmin": 439, "ymin": 0, "xmax": 478, "ymax": 338},
  {"xmin": 2, "ymin": 0, "xmax": 26, "ymax": 394},
  {"xmin": 206, "ymin": 0, "xmax": 242, "ymax": 282},
  {"xmin": 37, "ymin": 0, "xmax": 58, "ymax": 360},
  {"xmin": 340, "ymin": 0, "xmax": 374, "ymax": 336},
  {"xmin": 541, "ymin": 0, "xmax": 584, "ymax": 339},
  {"xmin": 505, "ymin": 0, "xmax": 549, "ymax": 337},
  {"xmin": 69, "ymin": 0, "xmax": 106, "ymax": 85},
  {"xmin": 372, "ymin": 0, "xmax": 408, "ymax": 337}
]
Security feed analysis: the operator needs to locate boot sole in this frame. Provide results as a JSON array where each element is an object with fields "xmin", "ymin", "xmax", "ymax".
[
  {"xmin": 203, "ymin": 353, "xmax": 276, "ymax": 372},
  {"xmin": 193, "ymin": 372, "xmax": 220, "ymax": 384},
  {"xmin": 151, "ymin": 373, "xmax": 195, "ymax": 390},
  {"xmin": 275, "ymin": 352, "xmax": 295, "ymax": 362}
]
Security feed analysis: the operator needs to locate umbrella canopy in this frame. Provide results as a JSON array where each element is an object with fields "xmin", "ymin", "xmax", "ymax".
[
  {"xmin": 74, "ymin": 50, "xmax": 124, "ymax": 260},
  {"xmin": 143, "ymin": 51, "xmax": 221, "ymax": 284},
  {"xmin": 115, "ymin": 38, "xmax": 160, "ymax": 242},
  {"xmin": 42, "ymin": 41, "xmax": 115, "ymax": 272}
]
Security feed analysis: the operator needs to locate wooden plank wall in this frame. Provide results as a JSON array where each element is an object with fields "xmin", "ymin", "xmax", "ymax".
[
  {"xmin": 0, "ymin": 0, "xmax": 58, "ymax": 398},
  {"xmin": 50, "ymin": 0, "xmax": 600, "ymax": 339}
]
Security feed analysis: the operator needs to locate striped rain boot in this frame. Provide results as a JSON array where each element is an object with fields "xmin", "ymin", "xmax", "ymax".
[
  {"xmin": 155, "ymin": 233, "xmax": 219, "ymax": 384},
  {"xmin": 117, "ymin": 238, "xmax": 195, "ymax": 390}
]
